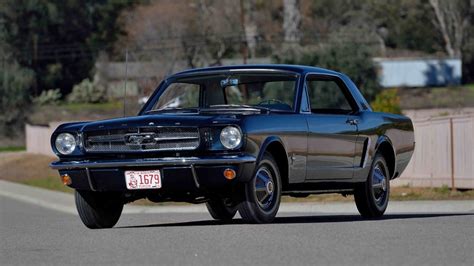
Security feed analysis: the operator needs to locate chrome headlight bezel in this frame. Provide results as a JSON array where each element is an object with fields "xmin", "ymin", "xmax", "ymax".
[
  {"xmin": 219, "ymin": 126, "xmax": 242, "ymax": 150},
  {"xmin": 55, "ymin": 133, "xmax": 77, "ymax": 155}
]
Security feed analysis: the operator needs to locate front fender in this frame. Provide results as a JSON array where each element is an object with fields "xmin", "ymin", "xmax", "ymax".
[
  {"xmin": 374, "ymin": 135, "xmax": 397, "ymax": 179},
  {"xmin": 374, "ymin": 135, "xmax": 394, "ymax": 154},
  {"xmin": 256, "ymin": 136, "xmax": 287, "ymax": 163}
]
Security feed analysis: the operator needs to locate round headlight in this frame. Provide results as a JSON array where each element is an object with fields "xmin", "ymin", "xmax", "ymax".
[
  {"xmin": 55, "ymin": 133, "xmax": 77, "ymax": 155},
  {"xmin": 220, "ymin": 126, "xmax": 242, "ymax": 149}
]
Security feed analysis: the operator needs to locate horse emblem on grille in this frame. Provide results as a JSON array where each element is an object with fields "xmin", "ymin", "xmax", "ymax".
[{"xmin": 125, "ymin": 133, "xmax": 157, "ymax": 145}]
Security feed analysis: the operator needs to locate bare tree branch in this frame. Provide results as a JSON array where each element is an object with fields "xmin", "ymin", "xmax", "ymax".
[{"xmin": 429, "ymin": 0, "xmax": 469, "ymax": 58}]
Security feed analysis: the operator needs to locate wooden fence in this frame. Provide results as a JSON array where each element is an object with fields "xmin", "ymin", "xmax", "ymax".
[
  {"xmin": 395, "ymin": 115, "xmax": 474, "ymax": 189},
  {"xmin": 25, "ymin": 115, "xmax": 474, "ymax": 188},
  {"xmin": 25, "ymin": 123, "xmax": 61, "ymax": 157}
]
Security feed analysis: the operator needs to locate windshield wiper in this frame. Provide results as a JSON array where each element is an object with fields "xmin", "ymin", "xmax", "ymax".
[
  {"xmin": 208, "ymin": 104, "xmax": 270, "ymax": 112},
  {"xmin": 145, "ymin": 107, "xmax": 199, "ymax": 114}
]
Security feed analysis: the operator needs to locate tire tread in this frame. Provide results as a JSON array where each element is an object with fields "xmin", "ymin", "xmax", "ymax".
[
  {"xmin": 206, "ymin": 199, "xmax": 237, "ymax": 221},
  {"xmin": 354, "ymin": 153, "xmax": 390, "ymax": 218},
  {"xmin": 75, "ymin": 190, "xmax": 123, "ymax": 229},
  {"xmin": 237, "ymin": 152, "xmax": 281, "ymax": 223}
]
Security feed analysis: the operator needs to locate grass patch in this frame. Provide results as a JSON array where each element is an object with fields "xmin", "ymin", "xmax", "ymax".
[
  {"xmin": 398, "ymin": 84, "xmax": 474, "ymax": 109},
  {"xmin": 61, "ymin": 101, "xmax": 123, "ymax": 112},
  {"xmin": 19, "ymin": 176, "xmax": 73, "ymax": 194},
  {"xmin": 28, "ymin": 100, "xmax": 146, "ymax": 125},
  {"xmin": 29, "ymin": 101, "xmax": 125, "ymax": 125},
  {"xmin": 0, "ymin": 152, "xmax": 69, "ymax": 193},
  {"xmin": 0, "ymin": 146, "xmax": 25, "ymax": 152},
  {"xmin": 390, "ymin": 186, "xmax": 474, "ymax": 200}
]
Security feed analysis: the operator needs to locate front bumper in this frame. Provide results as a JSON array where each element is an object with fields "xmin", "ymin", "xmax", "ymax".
[
  {"xmin": 50, "ymin": 155, "xmax": 256, "ymax": 192},
  {"xmin": 50, "ymin": 155, "xmax": 256, "ymax": 170}
]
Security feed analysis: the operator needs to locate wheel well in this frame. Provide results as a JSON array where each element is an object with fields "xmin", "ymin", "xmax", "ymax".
[
  {"xmin": 265, "ymin": 141, "xmax": 289, "ymax": 189},
  {"xmin": 376, "ymin": 141, "xmax": 396, "ymax": 178}
]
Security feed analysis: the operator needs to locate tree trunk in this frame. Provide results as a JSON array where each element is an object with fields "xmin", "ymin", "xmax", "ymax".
[
  {"xmin": 240, "ymin": 0, "xmax": 257, "ymax": 59},
  {"xmin": 283, "ymin": 0, "xmax": 301, "ymax": 43},
  {"xmin": 429, "ymin": 0, "xmax": 466, "ymax": 58}
]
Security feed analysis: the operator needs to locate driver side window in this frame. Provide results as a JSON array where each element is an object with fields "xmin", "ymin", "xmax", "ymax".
[{"xmin": 306, "ymin": 76, "xmax": 356, "ymax": 114}]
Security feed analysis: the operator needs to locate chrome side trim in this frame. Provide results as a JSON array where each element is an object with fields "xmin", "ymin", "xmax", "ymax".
[
  {"xmin": 361, "ymin": 137, "xmax": 371, "ymax": 169},
  {"xmin": 50, "ymin": 155, "xmax": 256, "ymax": 170},
  {"xmin": 85, "ymin": 168, "xmax": 96, "ymax": 191},
  {"xmin": 283, "ymin": 189, "xmax": 353, "ymax": 194},
  {"xmin": 190, "ymin": 164, "xmax": 200, "ymax": 188}
]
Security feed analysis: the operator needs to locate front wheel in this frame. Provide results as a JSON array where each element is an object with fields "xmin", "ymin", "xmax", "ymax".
[
  {"xmin": 75, "ymin": 190, "xmax": 124, "ymax": 229},
  {"xmin": 238, "ymin": 153, "xmax": 282, "ymax": 223},
  {"xmin": 354, "ymin": 154, "xmax": 390, "ymax": 218},
  {"xmin": 206, "ymin": 198, "xmax": 237, "ymax": 222}
]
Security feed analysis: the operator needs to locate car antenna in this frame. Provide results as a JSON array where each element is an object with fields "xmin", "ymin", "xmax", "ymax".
[{"xmin": 123, "ymin": 47, "xmax": 129, "ymax": 117}]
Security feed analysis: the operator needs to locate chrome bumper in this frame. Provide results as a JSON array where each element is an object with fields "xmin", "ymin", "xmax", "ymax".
[{"xmin": 50, "ymin": 155, "xmax": 256, "ymax": 170}]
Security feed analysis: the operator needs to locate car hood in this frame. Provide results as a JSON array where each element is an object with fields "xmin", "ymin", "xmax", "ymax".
[{"xmin": 68, "ymin": 113, "xmax": 243, "ymax": 132}]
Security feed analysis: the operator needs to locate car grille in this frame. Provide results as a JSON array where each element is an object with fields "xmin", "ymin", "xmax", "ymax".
[{"xmin": 83, "ymin": 127, "xmax": 200, "ymax": 153}]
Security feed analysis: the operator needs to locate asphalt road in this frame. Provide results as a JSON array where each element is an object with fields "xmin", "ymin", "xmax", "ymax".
[{"xmin": 1, "ymin": 195, "xmax": 473, "ymax": 266}]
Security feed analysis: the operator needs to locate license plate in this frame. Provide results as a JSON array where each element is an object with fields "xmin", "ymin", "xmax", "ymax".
[{"xmin": 125, "ymin": 170, "xmax": 162, "ymax": 190}]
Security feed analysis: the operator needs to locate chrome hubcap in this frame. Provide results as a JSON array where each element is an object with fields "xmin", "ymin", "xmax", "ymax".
[
  {"xmin": 372, "ymin": 164, "xmax": 387, "ymax": 204},
  {"xmin": 266, "ymin": 181, "xmax": 274, "ymax": 194},
  {"xmin": 254, "ymin": 167, "xmax": 275, "ymax": 209}
]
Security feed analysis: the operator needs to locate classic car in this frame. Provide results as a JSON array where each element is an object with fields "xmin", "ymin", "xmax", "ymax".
[{"xmin": 50, "ymin": 64, "xmax": 415, "ymax": 228}]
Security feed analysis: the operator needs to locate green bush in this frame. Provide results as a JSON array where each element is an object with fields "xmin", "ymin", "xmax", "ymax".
[
  {"xmin": 33, "ymin": 89, "xmax": 62, "ymax": 106},
  {"xmin": 274, "ymin": 42, "xmax": 381, "ymax": 102},
  {"xmin": 0, "ymin": 62, "xmax": 34, "ymax": 137},
  {"xmin": 371, "ymin": 88, "xmax": 402, "ymax": 114},
  {"xmin": 67, "ymin": 78, "xmax": 107, "ymax": 104}
]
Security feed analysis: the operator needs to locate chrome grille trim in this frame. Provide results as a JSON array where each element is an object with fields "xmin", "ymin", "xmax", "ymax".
[{"xmin": 84, "ymin": 127, "xmax": 200, "ymax": 153}]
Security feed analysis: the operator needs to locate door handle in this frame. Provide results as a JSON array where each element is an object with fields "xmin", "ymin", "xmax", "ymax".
[{"xmin": 346, "ymin": 119, "xmax": 359, "ymax": 125}]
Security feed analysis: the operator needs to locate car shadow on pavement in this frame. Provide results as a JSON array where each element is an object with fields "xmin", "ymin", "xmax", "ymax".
[{"xmin": 116, "ymin": 213, "xmax": 474, "ymax": 229}]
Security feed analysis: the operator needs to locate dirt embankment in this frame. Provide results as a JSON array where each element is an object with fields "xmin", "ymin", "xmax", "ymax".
[{"xmin": 0, "ymin": 152, "xmax": 57, "ymax": 182}]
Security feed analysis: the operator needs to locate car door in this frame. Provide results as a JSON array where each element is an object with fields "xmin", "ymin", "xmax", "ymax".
[{"xmin": 304, "ymin": 74, "xmax": 360, "ymax": 180}]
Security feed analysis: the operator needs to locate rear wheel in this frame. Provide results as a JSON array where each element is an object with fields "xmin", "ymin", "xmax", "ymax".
[
  {"xmin": 205, "ymin": 198, "xmax": 237, "ymax": 221},
  {"xmin": 75, "ymin": 190, "xmax": 123, "ymax": 229},
  {"xmin": 238, "ymin": 153, "xmax": 282, "ymax": 223},
  {"xmin": 354, "ymin": 153, "xmax": 390, "ymax": 218}
]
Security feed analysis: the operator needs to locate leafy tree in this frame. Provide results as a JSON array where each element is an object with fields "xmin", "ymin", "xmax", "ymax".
[
  {"xmin": 365, "ymin": 0, "xmax": 443, "ymax": 54},
  {"xmin": 275, "ymin": 42, "xmax": 381, "ymax": 101},
  {"xmin": 0, "ymin": 0, "xmax": 135, "ymax": 95},
  {"xmin": 306, "ymin": 0, "xmax": 444, "ymax": 55},
  {"xmin": 0, "ymin": 60, "xmax": 35, "ymax": 137},
  {"xmin": 462, "ymin": 23, "xmax": 474, "ymax": 83}
]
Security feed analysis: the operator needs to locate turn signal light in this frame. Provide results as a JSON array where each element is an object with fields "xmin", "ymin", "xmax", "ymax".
[
  {"xmin": 223, "ymin": 168, "xmax": 236, "ymax": 180},
  {"xmin": 60, "ymin": 174, "xmax": 72, "ymax": 185}
]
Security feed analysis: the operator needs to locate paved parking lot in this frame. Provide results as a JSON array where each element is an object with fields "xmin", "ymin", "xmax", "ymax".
[{"xmin": 1, "ymin": 181, "xmax": 473, "ymax": 266}]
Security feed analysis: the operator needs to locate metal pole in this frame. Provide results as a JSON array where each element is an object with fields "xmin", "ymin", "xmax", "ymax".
[
  {"xmin": 450, "ymin": 118, "xmax": 455, "ymax": 191},
  {"xmin": 123, "ymin": 48, "xmax": 128, "ymax": 117}
]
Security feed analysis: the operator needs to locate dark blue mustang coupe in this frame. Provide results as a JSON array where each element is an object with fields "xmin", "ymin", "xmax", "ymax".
[{"xmin": 50, "ymin": 65, "xmax": 415, "ymax": 228}]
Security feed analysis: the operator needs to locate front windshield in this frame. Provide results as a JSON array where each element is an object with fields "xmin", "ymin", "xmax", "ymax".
[{"xmin": 151, "ymin": 72, "xmax": 298, "ymax": 112}]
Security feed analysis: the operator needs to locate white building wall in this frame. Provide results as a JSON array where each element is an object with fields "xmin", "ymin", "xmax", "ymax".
[{"xmin": 373, "ymin": 57, "xmax": 462, "ymax": 87}]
